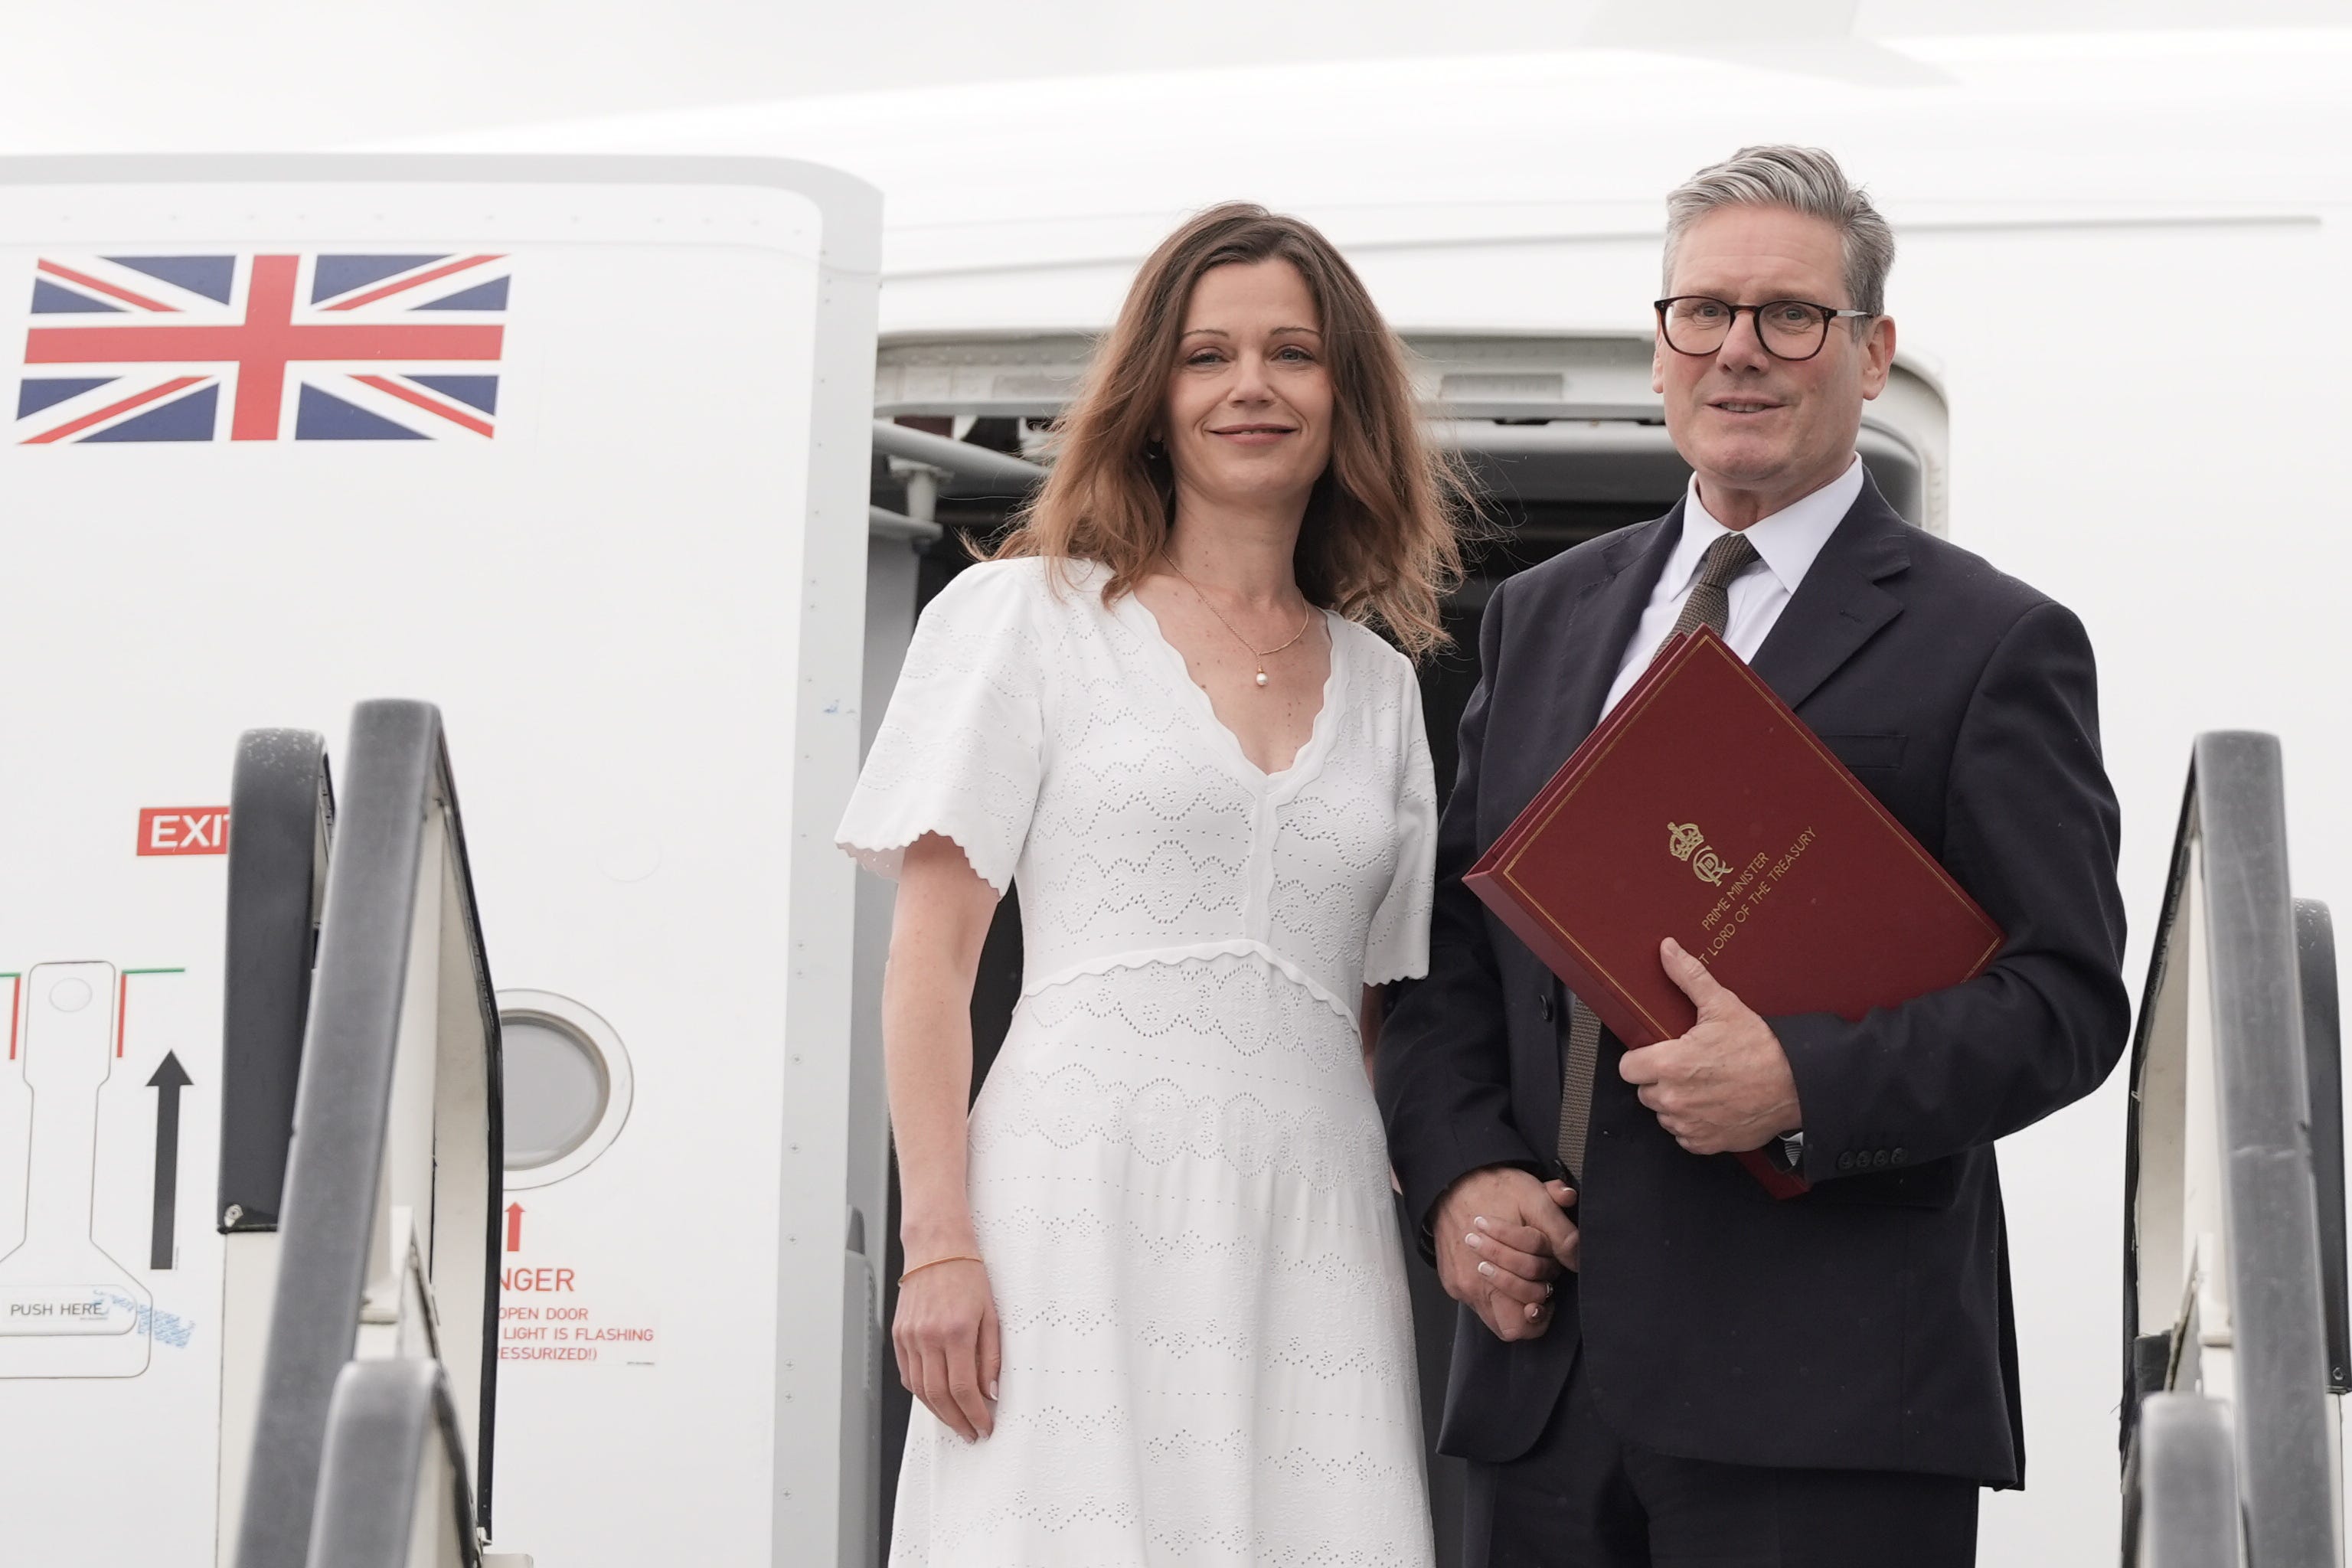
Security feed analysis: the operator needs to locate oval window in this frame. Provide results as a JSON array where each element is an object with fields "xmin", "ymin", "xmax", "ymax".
[{"xmin": 498, "ymin": 990, "xmax": 633, "ymax": 1187}]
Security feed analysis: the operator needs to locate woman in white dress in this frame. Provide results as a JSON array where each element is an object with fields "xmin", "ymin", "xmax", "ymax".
[{"xmin": 837, "ymin": 202, "xmax": 1465, "ymax": 1566}]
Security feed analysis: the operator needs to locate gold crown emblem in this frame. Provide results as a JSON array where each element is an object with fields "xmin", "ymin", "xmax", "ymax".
[{"xmin": 1667, "ymin": 822, "xmax": 1705, "ymax": 861}]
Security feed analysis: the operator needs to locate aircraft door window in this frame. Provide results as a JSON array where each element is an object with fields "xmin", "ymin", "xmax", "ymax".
[{"xmin": 497, "ymin": 990, "xmax": 634, "ymax": 1188}]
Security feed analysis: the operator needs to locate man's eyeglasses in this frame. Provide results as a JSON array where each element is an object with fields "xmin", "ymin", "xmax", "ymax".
[{"xmin": 1654, "ymin": 296, "xmax": 1873, "ymax": 362}]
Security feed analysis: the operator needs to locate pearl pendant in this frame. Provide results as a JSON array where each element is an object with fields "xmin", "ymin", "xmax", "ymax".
[{"xmin": 1254, "ymin": 670, "xmax": 1269, "ymax": 688}]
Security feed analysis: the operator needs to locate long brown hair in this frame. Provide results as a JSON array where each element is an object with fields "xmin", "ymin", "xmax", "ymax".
[{"xmin": 992, "ymin": 203, "xmax": 1468, "ymax": 658}]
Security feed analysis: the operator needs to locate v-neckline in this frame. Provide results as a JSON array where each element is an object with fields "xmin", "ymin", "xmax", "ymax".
[{"xmin": 1119, "ymin": 587, "xmax": 1346, "ymax": 789}]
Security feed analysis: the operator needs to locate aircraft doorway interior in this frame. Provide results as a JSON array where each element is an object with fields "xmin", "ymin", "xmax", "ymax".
[{"xmin": 864, "ymin": 333, "xmax": 1936, "ymax": 1561}]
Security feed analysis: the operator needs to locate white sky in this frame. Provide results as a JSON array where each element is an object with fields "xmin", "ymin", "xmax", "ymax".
[{"xmin": 0, "ymin": 0, "xmax": 2344, "ymax": 155}]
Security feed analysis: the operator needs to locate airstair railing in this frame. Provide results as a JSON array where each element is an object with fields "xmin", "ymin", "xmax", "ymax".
[
  {"xmin": 305, "ymin": 1360, "xmax": 483, "ymax": 1568},
  {"xmin": 217, "ymin": 729, "xmax": 335, "ymax": 1559},
  {"xmin": 232, "ymin": 701, "xmax": 505, "ymax": 1568},
  {"xmin": 220, "ymin": 728, "xmax": 335, "ymax": 1230},
  {"xmin": 2296, "ymin": 899, "xmax": 2347, "ymax": 1396},
  {"xmin": 2130, "ymin": 1393, "xmax": 2243, "ymax": 1568},
  {"xmin": 2122, "ymin": 731, "xmax": 2344, "ymax": 1566}
]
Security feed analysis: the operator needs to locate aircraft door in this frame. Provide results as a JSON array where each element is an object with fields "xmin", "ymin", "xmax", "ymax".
[{"xmin": 0, "ymin": 155, "xmax": 884, "ymax": 1568}]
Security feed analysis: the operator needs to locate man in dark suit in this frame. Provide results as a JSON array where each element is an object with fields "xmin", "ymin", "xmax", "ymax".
[{"xmin": 1376, "ymin": 145, "xmax": 2130, "ymax": 1566}]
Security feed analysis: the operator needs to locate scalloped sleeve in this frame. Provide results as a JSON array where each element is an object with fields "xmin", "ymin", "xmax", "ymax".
[
  {"xmin": 1364, "ymin": 663, "xmax": 1436, "ymax": 987},
  {"xmin": 835, "ymin": 562, "xmax": 1046, "ymax": 896}
]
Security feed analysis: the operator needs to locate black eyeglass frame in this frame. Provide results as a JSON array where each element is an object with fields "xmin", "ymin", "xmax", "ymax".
[{"xmin": 1652, "ymin": 296, "xmax": 1875, "ymax": 363}]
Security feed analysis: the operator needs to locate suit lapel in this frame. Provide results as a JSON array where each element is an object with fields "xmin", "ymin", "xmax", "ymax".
[
  {"xmin": 1543, "ymin": 505, "xmax": 1684, "ymax": 749},
  {"xmin": 1749, "ymin": 473, "xmax": 1911, "ymax": 713}
]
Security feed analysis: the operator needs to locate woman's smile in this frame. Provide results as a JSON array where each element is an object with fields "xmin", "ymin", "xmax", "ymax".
[{"xmin": 1207, "ymin": 422, "xmax": 1298, "ymax": 445}]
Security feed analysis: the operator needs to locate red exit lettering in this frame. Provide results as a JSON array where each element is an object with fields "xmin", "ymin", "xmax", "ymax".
[{"xmin": 138, "ymin": 808, "xmax": 230, "ymax": 857}]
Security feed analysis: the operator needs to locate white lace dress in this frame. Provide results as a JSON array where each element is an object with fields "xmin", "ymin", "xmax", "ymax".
[{"xmin": 838, "ymin": 556, "xmax": 1438, "ymax": 1567}]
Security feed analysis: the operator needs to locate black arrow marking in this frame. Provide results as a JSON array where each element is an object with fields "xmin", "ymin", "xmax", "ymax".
[{"xmin": 147, "ymin": 1051, "xmax": 191, "ymax": 1270}]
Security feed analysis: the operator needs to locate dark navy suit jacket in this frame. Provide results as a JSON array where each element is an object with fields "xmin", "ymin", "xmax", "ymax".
[{"xmin": 1376, "ymin": 476, "xmax": 2129, "ymax": 1485}]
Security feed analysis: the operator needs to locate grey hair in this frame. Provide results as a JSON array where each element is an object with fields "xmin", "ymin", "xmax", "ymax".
[{"xmin": 1662, "ymin": 145, "xmax": 1895, "ymax": 317}]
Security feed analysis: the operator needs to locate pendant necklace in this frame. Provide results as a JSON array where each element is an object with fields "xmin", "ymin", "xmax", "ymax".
[{"xmin": 1165, "ymin": 559, "xmax": 1316, "ymax": 688}]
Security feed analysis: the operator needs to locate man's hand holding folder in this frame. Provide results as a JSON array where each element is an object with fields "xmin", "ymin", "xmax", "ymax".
[
  {"xmin": 1462, "ymin": 626, "xmax": 2005, "ymax": 1197},
  {"xmin": 1621, "ymin": 936, "xmax": 1803, "ymax": 1157}
]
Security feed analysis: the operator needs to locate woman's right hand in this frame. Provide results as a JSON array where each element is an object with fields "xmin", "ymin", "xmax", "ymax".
[
  {"xmin": 893, "ymin": 1256, "xmax": 1001, "ymax": 1442},
  {"xmin": 882, "ymin": 836, "xmax": 1006, "ymax": 1442}
]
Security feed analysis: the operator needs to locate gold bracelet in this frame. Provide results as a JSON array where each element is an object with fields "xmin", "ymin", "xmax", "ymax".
[{"xmin": 898, "ymin": 1253, "xmax": 982, "ymax": 1285}]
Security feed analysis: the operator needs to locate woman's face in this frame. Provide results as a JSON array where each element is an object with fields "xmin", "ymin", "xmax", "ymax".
[{"xmin": 1160, "ymin": 258, "xmax": 1334, "ymax": 518}]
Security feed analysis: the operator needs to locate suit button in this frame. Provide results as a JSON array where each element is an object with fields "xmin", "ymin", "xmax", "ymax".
[
  {"xmin": 1873, "ymin": 1150, "xmax": 1891, "ymax": 1168},
  {"xmin": 1891, "ymin": 1148, "xmax": 1908, "ymax": 1165},
  {"xmin": 1537, "ymin": 992, "xmax": 1553, "ymax": 1023},
  {"xmin": 1837, "ymin": 1152, "xmax": 1854, "ymax": 1172}
]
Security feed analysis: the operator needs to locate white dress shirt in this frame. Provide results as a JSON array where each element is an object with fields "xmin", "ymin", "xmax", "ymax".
[{"xmin": 1598, "ymin": 454, "xmax": 1865, "ymax": 720}]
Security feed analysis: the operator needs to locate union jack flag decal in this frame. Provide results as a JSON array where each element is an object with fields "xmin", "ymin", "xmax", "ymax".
[{"xmin": 14, "ymin": 253, "xmax": 509, "ymax": 443}]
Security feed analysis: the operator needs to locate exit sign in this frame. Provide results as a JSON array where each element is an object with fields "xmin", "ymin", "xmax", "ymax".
[{"xmin": 138, "ymin": 808, "xmax": 229, "ymax": 857}]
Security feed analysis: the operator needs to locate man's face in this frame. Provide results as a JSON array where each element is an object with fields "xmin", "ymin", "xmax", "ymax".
[{"xmin": 1652, "ymin": 204, "xmax": 1895, "ymax": 520}]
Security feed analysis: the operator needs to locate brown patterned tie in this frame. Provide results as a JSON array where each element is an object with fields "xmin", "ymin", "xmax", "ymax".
[{"xmin": 1555, "ymin": 531, "xmax": 1761, "ymax": 1181}]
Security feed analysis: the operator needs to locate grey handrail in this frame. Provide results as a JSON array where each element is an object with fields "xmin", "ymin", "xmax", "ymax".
[
  {"xmin": 220, "ymin": 729, "xmax": 334, "ymax": 1234},
  {"xmin": 305, "ymin": 1359, "xmax": 482, "ymax": 1568},
  {"xmin": 2122, "ymin": 731, "xmax": 2341, "ymax": 1566},
  {"xmin": 2298, "ymin": 900, "xmax": 2347, "ymax": 1392},
  {"xmin": 2128, "ymin": 1393, "xmax": 2242, "ymax": 1568},
  {"xmin": 234, "ymin": 701, "xmax": 505, "ymax": 1568}
]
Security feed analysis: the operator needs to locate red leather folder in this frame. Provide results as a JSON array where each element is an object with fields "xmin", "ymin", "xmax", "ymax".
[{"xmin": 1463, "ymin": 627, "xmax": 2004, "ymax": 1197}]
